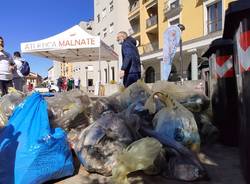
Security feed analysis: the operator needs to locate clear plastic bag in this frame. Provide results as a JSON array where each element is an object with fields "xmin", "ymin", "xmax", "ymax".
[
  {"xmin": 74, "ymin": 112, "xmax": 140, "ymax": 176},
  {"xmin": 90, "ymin": 95, "xmax": 123, "ymax": 121},
  {"xmin": 112, "ymin": 137, "xmax": 162, "ymax": 184},
  {"xmin": 46, "ymin": 89, "xmax": 91, "ymax": 131},
  {"xmin": 0, "ymin": 91, "xmax": 24, "ymax": 128},
  {"xmin": 145, "ymin": 92, "xmax": 200, "ymax": 152},
  {"xmin": 118, "ymin": 80, "xmax": 152, "ymax": 109}
]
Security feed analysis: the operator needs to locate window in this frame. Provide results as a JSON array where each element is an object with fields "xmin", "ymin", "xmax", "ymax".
[
  {"xmin": 88, "ymin": 79, "xmax": 93, "ymax": 86},
  {"xmin": 207, "ymin": 1, "xmax": 222, "ymax": 33},
  {"xmin": 103, "ymin": 28, "xmax": 107, "ymax": 37},
  {"xmin": 97, "ymin": 14, "xmax": 100, "ymax": 23},
  {"xmin": 102, "ymin": 8, "xmax": 107, "ymax": 18},
  {"xmin": 87, "ymin": 65, "xmax": 94, "ymax": 71},
  {"xmin": 169, "ymin": 17, "xmax": 180, "ymax": 25},
  {"xmin": 111, "ymin": 67, "xmax": 115, "ymax": 81},
  {"xmin": 145, "ymin": 67, "xmax": 155, "ymax": 83},
  {"xmin": 97, "ymin": 32, "xmax": 100, "ymax": 36},
  {"xmin": 169, "ymin": 0, "xmax": 180, "ymax": 10},
  {"xmin": 104, "ymin": 68, "xmax": 108, "ymax": 83},
  {"xmin": 109, "ymin": 1, "xmax": 114, "ymax": 12},
  {"xmin": 109, "ymin": 22, "xmax": 114, "ymax": 33}
]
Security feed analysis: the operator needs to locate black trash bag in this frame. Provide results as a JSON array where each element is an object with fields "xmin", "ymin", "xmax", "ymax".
[
  {"xmin": 193, "ymin": 113, "xmax": 219, "ymax": 145},
  {"xmin": 74, "ymin": 111, "xmax": 141, "ymax": 176}
]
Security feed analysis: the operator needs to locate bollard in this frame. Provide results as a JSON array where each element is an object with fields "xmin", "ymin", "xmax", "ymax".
[
  {"xmin": 224, "ymin": 1, "xmax": 250, "ymax": 183},
  {"xmin": 203, "ymin": 38, "xmax": 238, "ymax": 146}
]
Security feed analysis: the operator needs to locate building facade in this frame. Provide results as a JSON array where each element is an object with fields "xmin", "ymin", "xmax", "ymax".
[
  {"xmin": 71, "ymin": 1, "xmax": 132, "ymax": 92},
  {"xmin": 93, "ymin": 0, "xmax": 131, "ymax": 83},
  {"xmin": 128, "ymin": 0, "xmax": 234, "ymax": 83},
  {"xmin": 25, "ymin": 72, "xmax": 43, "ymax": 87}
]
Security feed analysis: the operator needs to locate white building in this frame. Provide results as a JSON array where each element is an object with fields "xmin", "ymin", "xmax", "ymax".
[
  {"xmin": 48, "ymin": 66, "xmax": 54, "ymax": 83},
  {"xmin": 93, "ymin": 0, "xmax": 131, "ymax": 83}
]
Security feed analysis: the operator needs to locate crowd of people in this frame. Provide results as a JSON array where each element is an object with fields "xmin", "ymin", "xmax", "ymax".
[
  {"xmin": 56, "ymin": 76, "xmax": 80, "ymax": 92},
  {"xmin": 0, "ymin": 36, "xmax": 28, "ymax": 97}
]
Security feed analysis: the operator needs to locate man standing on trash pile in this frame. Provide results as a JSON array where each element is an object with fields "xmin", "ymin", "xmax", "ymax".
[
  {"xmin": 117, "ymin": 31, "xmax": 141, "ymax": 88},
  {"xmin": 0, "ymin": 36, "xmax": 15, "ymax": 96},
  {"xmin": 12, "ymin": 51, "xmax": 25, "ymax": 91}
]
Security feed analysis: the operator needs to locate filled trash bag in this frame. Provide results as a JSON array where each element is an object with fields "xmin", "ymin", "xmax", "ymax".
[
  {"xmin": 145, "ymin": 92, "xmax": 200, "ymax": 152},
  {"xmin": 151, "ymin": 80, "xmax": 205, "ymax": 101},
  {"xmin": 90, "ymin": 95, "xmax": 123, "ymax": 121},
  {"xmin": 0, "ymin": 91, "xmax": 24, "ymax": 128},
  {"xmin": 74, "ymin": 112, "xmax": 140, "ymax": 176},
  {"xmin": 179, "ymin": 94, "xmax": 210, "ymax": 113},
  {"xmin": 0, "ymin": 93, "xmax": 74, "ymax": 184},
  {"xmin": 46, "ymin": 89, "xmax": 91, "ymax": 131},
  {"xmin": 194, "ymin": 113, "xmax": 219, "ymax": 145},
  {"xmin": 112, "ymin": 137, "xmax": 162, "ymax": 184},
  {"xmin": 118, "ymin": 80, "xmax": 152, "ymax": 109},
  {"xmin": 140, "ymin": 127, "xmax": 207, "ymax": 181}
]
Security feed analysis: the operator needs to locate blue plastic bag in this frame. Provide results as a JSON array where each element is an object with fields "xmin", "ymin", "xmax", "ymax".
[{"xmin": 0, "ymin": 93, "xmax": 74, "ymax": 184}]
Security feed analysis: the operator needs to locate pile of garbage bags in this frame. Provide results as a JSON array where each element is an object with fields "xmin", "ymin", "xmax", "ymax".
[{"xmin": 0, "ymin": 80, "xmax": 219, "ymax": 183}]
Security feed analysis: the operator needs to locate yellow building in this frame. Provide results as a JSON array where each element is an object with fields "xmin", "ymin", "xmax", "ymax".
[
  {"xmin": 128, "ymin": 0, "xmax": 234, "ymax": 82},
  {"xmin": 60, "ymin": 62, "xmax": 73, "ymax": 78}
]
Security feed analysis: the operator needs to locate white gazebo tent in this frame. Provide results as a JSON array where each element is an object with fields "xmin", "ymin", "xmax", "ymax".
[{"xmin": 20, "ymin": 25, "xmax": 118, "ymax": 94}]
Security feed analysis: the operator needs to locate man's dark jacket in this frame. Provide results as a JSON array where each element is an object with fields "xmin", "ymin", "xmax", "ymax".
[
  {"xmin": 121, "ymin": 36, "xmax": 141, "ymax": 75},
  {"xmin": 121, "ymin": 37, "xmax": 141, "ymax": 87}
]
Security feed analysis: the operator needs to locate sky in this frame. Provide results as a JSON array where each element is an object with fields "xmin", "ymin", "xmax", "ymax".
[{"xmin": 0, "ymin": 0, "xmax": 94, "ymax": 78}]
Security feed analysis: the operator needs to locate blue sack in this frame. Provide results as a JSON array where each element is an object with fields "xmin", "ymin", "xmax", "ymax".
[{"xmin": 0, "ymin": 93, "xmax": 74, "ymax": 184}]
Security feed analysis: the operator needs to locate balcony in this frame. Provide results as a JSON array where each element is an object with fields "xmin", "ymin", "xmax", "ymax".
[
  {"xmin": 164, "ymin": 0, "xmax": 183, "ymax": 19},
  {"xmin": 129, "ymin": 1, "xmax": 139, "ymax": 13},
  {"xmin": 143, "ymin": 42, "xmax": 158, "ymax": 54},
  {"xmin": 128, "ymin": 25, "xmax": 140, "ymax": 35},
  {"xmin": 146, "ymin": 15, "xmax": 158, "ymax": 29},
  {"xmin": 144, "ymin": 0, "xmax": 157, "ymax": 9}
]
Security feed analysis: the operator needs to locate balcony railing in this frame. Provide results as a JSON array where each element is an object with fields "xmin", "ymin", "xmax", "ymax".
[
  {"xmin": 128, "ymin": 25, "xmax": 140, "ymax": 35},
  {"xmin": 146, "ymin": 15, "xmax": 158, "ymax": 29},
  {"xmin": 164, "ymin": 0, "xmax": 182, "ymax": 19},
  {"xmin": 143, "ymin": 42, "xmax": 158, "ymax": 54},
  {"xmin": 129, "ymin": 1, "xmax": 139, "ymax": 13}
]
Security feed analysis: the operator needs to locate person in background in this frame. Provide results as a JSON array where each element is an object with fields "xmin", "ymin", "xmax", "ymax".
[
  {"xmin": 116, "ymin": 31, "xmax": 141, "ymax": 88},
  {"xmin": 0, "ymin": 36, "xmax": 15, "ymax": 96},
  {"xmin": 62, "ymin": 77, "xmax": 67, "ymax": 92},
  {"xmin": 67, "ymin": 78, "xmax": 74, "ymax": 91},
  {"xmin": 28, "ymin": 82, "xmax": 33, "ymax": 92},
  {"xmin": 12, "ymin": 51, "xmax": 25, "ymax": 91},
  {"xmin": 74, "ymin": 77, "xmax": 80, "ymax": 89},
  {"xmin": 57, "ymin": 76, "xmax": 63, "ymax": 92}
]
